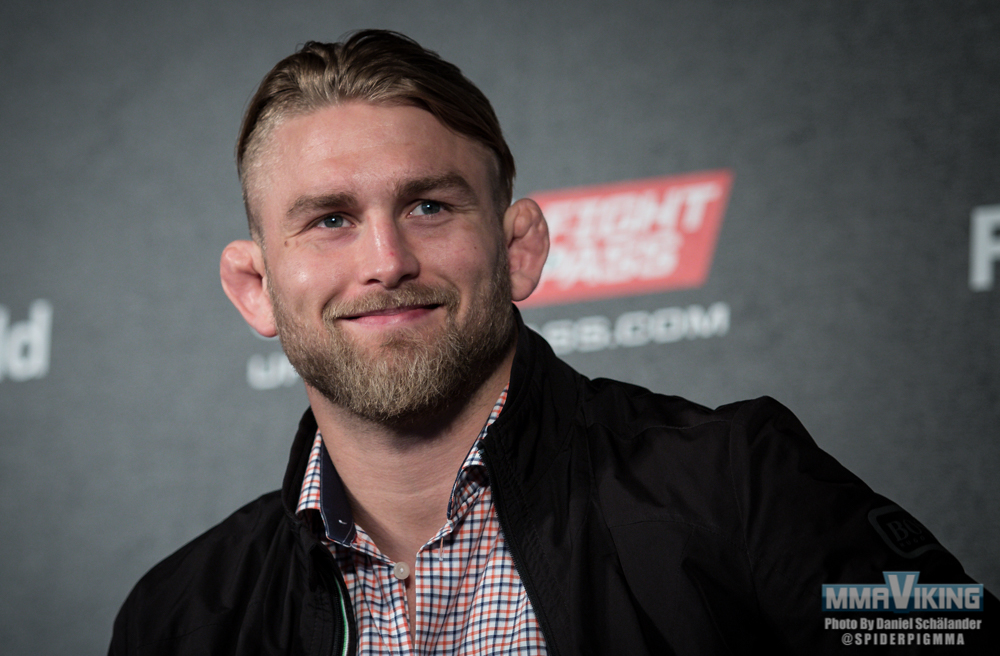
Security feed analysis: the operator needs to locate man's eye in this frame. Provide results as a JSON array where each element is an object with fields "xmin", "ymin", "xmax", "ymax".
[
  {"xmin": 319, "ymin": 215, "xmax": 346, "ymax": 228},
  {"xmin": 412, "ymin": 201, "xmax": 442, "ymax": 216}
]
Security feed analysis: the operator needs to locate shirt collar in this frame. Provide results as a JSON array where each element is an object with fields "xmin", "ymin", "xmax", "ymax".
[
  {"xmin": 318, "ymin": 439, "xmax": 356, "ymax": 544},
  {"xmin": 296, "ymin": 385, "xmax": 509, "ymax": 546}
]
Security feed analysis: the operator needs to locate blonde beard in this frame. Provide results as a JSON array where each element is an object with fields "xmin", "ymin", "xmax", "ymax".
[{"xmin": 270, "ymin": 257, "xmax": 514, "ymax": 426}]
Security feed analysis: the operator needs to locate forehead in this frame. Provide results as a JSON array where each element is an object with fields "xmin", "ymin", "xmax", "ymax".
[{"xmin": 252, "ymin": 101, "xmax": 495, "ymax": 225}]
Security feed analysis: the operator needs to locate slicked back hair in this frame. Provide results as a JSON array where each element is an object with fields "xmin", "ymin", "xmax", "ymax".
[{"xmin": 236, "ymin": 30, "xmax": 515, "ymax": 239}]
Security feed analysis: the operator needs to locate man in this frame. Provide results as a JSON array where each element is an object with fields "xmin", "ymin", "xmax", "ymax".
[{"xmin": 111, "ymin": 30, "xmax": 995, "ymax": 654}]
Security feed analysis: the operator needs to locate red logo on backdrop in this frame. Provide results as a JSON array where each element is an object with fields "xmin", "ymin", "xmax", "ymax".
[{"xmin": 521, "ymin": 170, "xmax": 733, "ymax": 307}]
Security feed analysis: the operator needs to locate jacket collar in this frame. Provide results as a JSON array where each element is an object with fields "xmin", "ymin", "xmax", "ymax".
[
  {"xmin": 479, "ymin": 307, "xmax": 583, "ymax": 492},
  {"xmin": 282, "ymin": 406, "xmax": 320, "ymax": 520}
]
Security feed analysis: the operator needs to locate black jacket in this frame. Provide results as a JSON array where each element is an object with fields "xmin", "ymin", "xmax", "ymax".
[{"xmin": 111, "ymin": 320, "xmax": 996, "ymax": 654}]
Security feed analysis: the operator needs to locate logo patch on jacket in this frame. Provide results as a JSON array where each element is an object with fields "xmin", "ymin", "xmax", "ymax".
[{"xmin": 869, "ymin": 505, "xmax": 945, "ymax": 558}]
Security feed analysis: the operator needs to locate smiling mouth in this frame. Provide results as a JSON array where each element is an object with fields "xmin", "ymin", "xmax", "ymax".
[
  {"xmin": 325, "ymin": 283, "xmax": 459, "ymax": 324},
  {"xmin": 342, "ymin": 304, "xmax": 442, "ymax": 320}
]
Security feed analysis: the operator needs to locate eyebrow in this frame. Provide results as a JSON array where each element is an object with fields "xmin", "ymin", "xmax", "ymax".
[
  {"xmin": 395, "ymin": 173, "xmax": 479, "ymax": 205},
  {"xmin": 284, "ymin": 172, "xmax": 481, "ymax": 222},
  {"xmin": 286, "ymin": 191, "xmax": 358, "ymax": 221}
]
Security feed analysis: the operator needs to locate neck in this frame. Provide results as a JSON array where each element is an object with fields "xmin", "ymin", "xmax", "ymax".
[{"xmin": 306, "ymin": 344, "xmax": 514, "ymax": 564}]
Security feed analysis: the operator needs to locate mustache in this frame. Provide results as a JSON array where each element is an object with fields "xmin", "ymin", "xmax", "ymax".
[{"xmin": 322, "ymin": 283, "xmax": 460, "ymax": 321}]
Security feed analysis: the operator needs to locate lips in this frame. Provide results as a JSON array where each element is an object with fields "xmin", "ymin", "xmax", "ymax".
[
  {"xmin": 343, "ymin": 303, "xmax": 441, "ymax": 320},
  {"xmin": 324, "ymin": 284, "xmax": 459, "ymax": 323}
]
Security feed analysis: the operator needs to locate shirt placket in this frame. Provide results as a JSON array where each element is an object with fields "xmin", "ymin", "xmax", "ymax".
[{"xmin": 343, "ymin": 528, "xmax": 412, "ymax": 655}]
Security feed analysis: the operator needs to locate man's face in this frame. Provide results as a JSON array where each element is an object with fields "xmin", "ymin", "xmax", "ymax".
[{"xmin": 252, "ymin": 101, "xmax": 515, "ymax": 424}]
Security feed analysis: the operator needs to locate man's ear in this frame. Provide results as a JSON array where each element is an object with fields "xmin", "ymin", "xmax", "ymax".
[
  {"xmin": 220, "ymin": 240, "xmax": 277, "ymax": 338},
  {"xmin": 503, "ymin": 198, "xmax": 550, "ymax": 302}
]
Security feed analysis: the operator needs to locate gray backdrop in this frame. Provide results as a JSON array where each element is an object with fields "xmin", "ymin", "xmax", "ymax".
[{"xmin": 2, "ymin": 0, "xmax": 998, "ymax": 652}]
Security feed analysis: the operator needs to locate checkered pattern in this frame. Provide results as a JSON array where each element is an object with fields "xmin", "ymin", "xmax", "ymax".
[{"xmin": 296, "ymin": 388, "xmax": 548, "ymax": 655}]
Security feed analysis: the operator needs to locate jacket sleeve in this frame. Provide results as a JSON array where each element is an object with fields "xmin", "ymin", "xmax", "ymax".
[
  {"xmin": 108, "ymin": 596, "xmax": 129, "ymax": 656},
  {"xmin": 728, "ymin": 396, "xmax": 997, "ymax": 652}
]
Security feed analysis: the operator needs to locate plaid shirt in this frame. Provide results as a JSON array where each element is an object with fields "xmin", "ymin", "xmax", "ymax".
[{"xmin": 296, "ymin": 388, "xmax": 548, "ymax": 655}]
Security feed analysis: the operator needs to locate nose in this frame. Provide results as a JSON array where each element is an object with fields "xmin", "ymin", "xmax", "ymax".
[{"xmin": 358, "ymin": 216, "xmax": 420, "ymax": 288}]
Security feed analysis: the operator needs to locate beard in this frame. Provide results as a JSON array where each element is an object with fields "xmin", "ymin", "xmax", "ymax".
[{"xmin": 269, "ymin": 251, "xmax": 515, "ymax": 427}]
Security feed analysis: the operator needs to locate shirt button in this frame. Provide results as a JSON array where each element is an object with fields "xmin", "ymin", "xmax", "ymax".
[{"xmin": 393, "ymin": 562, "xmax": 410, "ymax": 580}]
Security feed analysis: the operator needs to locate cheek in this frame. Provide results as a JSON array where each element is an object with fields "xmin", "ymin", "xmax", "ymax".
[
  {"xmin": 445, "ymin": 238, "xmax": 506, "ymax": 306},
  {"xmin": 425, "ymin": 234, "xmax": 495, "ymax": 285},
  {"xmin": 269, "ymin": 255, "xmax": 343, "ymax": 314}
]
